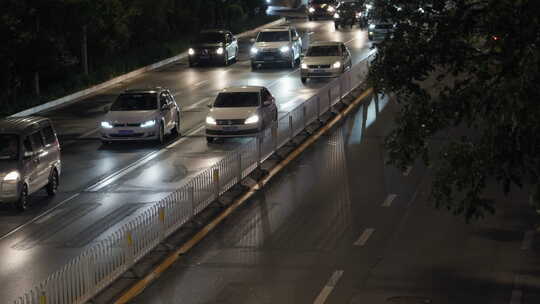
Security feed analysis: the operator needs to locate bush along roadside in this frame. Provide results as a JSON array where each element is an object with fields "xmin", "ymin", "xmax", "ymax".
[{"xmin": 0, "ymin": 0, "xmax": 275, "ymax": 118}]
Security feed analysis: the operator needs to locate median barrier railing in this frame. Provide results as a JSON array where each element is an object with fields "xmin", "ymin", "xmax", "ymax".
[{"xmin": 13, "ymin": 52, "xmax": 374, "ymax": 304}]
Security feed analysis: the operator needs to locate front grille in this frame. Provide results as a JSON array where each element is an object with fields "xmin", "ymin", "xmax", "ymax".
[
  {"xmin": 308, "ymin": 64, "xmax": 331, "ymax": 69},
  {"xmin": 112, "ymin": 123, "xmax": 141, "ymax": 128},
  {"xmin": 376, "ymin": 24, "xmax": 394, "ymax": 29},
  {"xmin": 109, "ymin": 133, "xmax": 145, "ymax": 138},
  {"xmin": 207, "ymin": 128, "xmax": 259, "ymax": 135},
  {"xmin": 216, "ymin": 119, "xmax": 245, "ymax": 125},
  {"xmin": 113, "ymin": 123, "xmax": 125, "ymax": 127}
]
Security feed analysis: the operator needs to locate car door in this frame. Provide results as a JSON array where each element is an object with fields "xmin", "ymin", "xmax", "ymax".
[
  {"xmin": 341, "ymin": 44, "xmax": 352, "ymax": 69},
  {"xmin": 28, "ymin": 131, "xmax": 48, "ymax": 191},
  {"xmin": 40, "ymin": 122, "xmax": 60, "ymax": 177},
  {"xmin": 226, "ymin": 32, "xmax": 236, "ymax": 60},
  {"xmin": 166, "ymin": 91, "xmax": 179, "ymax": 124},
  {"xmin": 261, "ymin": 88, "xmax": 276, "ymax": 124},
  {"xmin": 21, "ymin": 136, "xmax": 40, "ymax": 193},
  {"xmin": 292, "ymin": 28, "xmax": 302, "ymax": 56},
  {"xmin": 159, "ymin": 92, "xmax": 172, "ymax": 131}
]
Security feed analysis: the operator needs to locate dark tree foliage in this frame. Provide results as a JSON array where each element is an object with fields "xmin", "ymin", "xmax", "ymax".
[
  {"xmin": 368, "ymin": 0, "xmax": 540, "ymax": 221},
  {"xmin": 0, "ymin": 0, "xmax": 267, "ymax": 116}
]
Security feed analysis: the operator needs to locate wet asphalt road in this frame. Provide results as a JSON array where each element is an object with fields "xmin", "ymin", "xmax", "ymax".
[
  {"xmin": 134, "ymin": 95, "xmax": 540, "ymax": 304},
  {"xmin": 0, "ymin": 12, "xmax": 373, "ymax": 302}
]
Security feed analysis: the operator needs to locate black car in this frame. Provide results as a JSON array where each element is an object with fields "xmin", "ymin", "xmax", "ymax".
[
  {"xmin": 333, "ymin": 1, "xmax": 367, "ymax": 29},
  {"xmin": 307, "ymin": 0, "xmax": 338, "ymax": 21},
  {"xmin": 188, "ymin": 29, "xmax": 239, "ymax": 67}
]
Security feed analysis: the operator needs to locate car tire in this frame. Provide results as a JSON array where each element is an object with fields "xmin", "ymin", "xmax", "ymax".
[
  {"xmin": 335, "ymin": 23, "xmax": 339, "ymax": 30},
  {"xmin": 301, "ymin": 77, "xmax": 307, "ymax": 84},
  {"xmin": 223, "ymin": 52, "xmax": 229, "ymax": 66},
  {"xmin": 368, "ymin": 35, "xmax": 373, "ymax": 41},
  {"xmin": 16, "ymin": 184, "xmax": 29, "ymax": 212},
  {"xmin": 308, "ymin": 16, "xmax": 313, "ymax": 21},
  {"xmin": 206, "ymin": 136, "xmax": 214, "ymax": 143},
  {"xmin": 188, "ymin": 59, "xmax": 194, "ymax": 67},
  {"xmin": 290, "ymin": 57, "xmax": 295, "ymax": 69},
  {"xmin": 157, "ymin": 123, "xmax": 165, "ymax": 145},
  {"xmin": 251, "ymin": 62, "xmax": 258, "ymax": 70},
  {"xmin": 172, "ymin": 112, "xmax": 181, "ymax": 136},
  {"xmin": 46, "ymin": 169, "xmax": 59, "ymax": 196},
  {"xmin": 234, "ymin": 48, "xmax": 239, "ymax": 62}
]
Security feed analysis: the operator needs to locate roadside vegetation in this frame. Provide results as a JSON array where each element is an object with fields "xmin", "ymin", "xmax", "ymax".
[
  {"xmin": 368, "ymin": 0, "xmax": 540, "ymax": 221},
  {"xmin": 0, "ymin": 0, "xmax": 273, "ymax": 117}
]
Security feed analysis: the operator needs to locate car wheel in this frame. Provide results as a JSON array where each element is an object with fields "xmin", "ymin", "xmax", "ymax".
[
  {"xmin": 234, "ymin": 48, "xmax": 239, "ymax": 62},
  {"xmin": 335, "ymin": 23, "xmax": 339, "ymax": 30},
  {"xmin": 290, "ymin": 56, "xmax": 296, "ymax": 69},
  {"xmin": 308, "ymin": 16, "xmax": 313, "ymax": 21},
  {"xmin": 46, "ymin": 169, "xmax": 59, "ymax": 196},
  {"xmin": 368, "ymin": 35, "xmax": 373, "ymax": 41},
  {"xmin": 251, "ymin": 62, "xmax": 258, "ymax": 70},
  {"xmin": 223, "ymin": 52, "xmax": 229, "ymax": 66},
  {"xmin": 188, "ymin": 58, "xmax": 194, "ymax": 67},
  {"xmin": 157, "ymin": 123, "xmax": 165, "ymax": 144},
  {"xmin": 16, "ymin": 184, "xmax": 29, "ymax": 212},
  {"xmin": 172, "ymin": 112, "xmax": 181, "ymax": 136},
  {"xmin": 301, "ymin": 77, "xmax": 307, "ymax": 84},
  {"xmin": 206, "ymin": 136, "xmax": 214, "ymax": 143}
]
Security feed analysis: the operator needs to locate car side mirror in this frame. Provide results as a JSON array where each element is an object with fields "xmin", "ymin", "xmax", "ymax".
[
  {"xmin": 250, "ymin": 38, "xmax": 256, "ymax": 43},
  {"xmin": 24, "ymin": 151, "xmax": 33, "ymax": 159},
  {"xmin": 161, "ymin": 104, "xmax": 169, "ymax": 111},
  {"xmin": 207, "ymin": 103, "xmax": 213, "ymax": 108},
  {"xmin": 263, "ymin": 100, "xmax": 272, "ymax": 107},
  {"xmin": 103, "ymin": 105, "xmax": 110, "ymax": 112},
  {"xmin": 293, "ymin": 36, "xmax": 299, "ymax": 41}
]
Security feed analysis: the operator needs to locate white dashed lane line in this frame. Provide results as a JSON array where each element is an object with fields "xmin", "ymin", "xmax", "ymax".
[
  {"xmin": 313, "ymin": 270, "xmax": 344, "ymax": 304},
  {"xmin": 353, "ymin": 228, "xmax": 375, "ymax": 247},
  {"xmin": 381, "ymin": 194, "xmax": 397, "ymax": 207}
]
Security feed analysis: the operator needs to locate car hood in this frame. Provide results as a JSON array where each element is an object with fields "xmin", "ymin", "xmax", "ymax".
[
  {"xmin": 208, "ymin": 107, "xmax": 259, "ymax": 120},
  {"xmin": 254, "ymin": 41, "xmax": 289, "ymax": 49},
  {"xmin": 104, "ymin": 111, "xmax": 157, "ymax": 124},
  {"xmin": 302, "ymin": 56, "xmax": 342, "ymax": 65},
  {"xmin": 192, "ymin": 42, "xmax": 224, "ymax": 48},
  {"xmin": 0, "ymin": 161, "xmax": 19, "ymax": 176}
]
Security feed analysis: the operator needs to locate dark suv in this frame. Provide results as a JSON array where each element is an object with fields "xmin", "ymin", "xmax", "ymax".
[
  {"xmin": 188, "ymin": 29, "xmax": 239, "ymax": 67},
  {"xmin": 307, "ymin": 0, "xmax": 338, "ymax": 21}
]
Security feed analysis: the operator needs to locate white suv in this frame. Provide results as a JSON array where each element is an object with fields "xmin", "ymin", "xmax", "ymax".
[
  {"xmin": 100, "ymin": 88, "xmax": 181, "ymax": 145},
  {"xmin": 250, "ymin": 26, "xmax": 303, "ymax": 70}
]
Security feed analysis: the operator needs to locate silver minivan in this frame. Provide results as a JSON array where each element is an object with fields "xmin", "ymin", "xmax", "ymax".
[{"xmin": 0, "ymin": 117, "xmax": 61, "ymax": 211}]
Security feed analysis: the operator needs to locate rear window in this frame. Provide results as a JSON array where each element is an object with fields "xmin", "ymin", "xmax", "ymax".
[
  {"xmin": 0, "ymin": 134, "xmax": 19, "ymax": 160},
  {"xmin": 111, "ymin": 93, "xmax": 157, "ymax": 111},
  {"xmin": 307, "ymin": 45, "xmax": 340, "ymax": 56},
  {"xmin": 214, "ymin": 92, "xmax": 260, "ymax": 108}
]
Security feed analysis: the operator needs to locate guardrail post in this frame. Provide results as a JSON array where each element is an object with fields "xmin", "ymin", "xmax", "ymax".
[
  {"xmin": 39, "ymin": 291, "xmax": 46, "ymax": 304},
  {"xmin": 213, "ymin": 168, "xmax": 220, "ymax": 199},
  {"xmin": 158, "ymin": 206, "xmax": 166, "ymax": 240},
  {"xmin": 85, "ymin": 253, "xmax": 95, "ymax": 296},
  {"xmin": 126, "ymin": 229, "xmax": 134, "ymax": 264},
  {"xmin": 236, "ymin": 152, "xmax": 242, "ymax": 183},
  {"xmin": 189, "ymin": 186, "xmax": 195, "ymax": 217},
  {"xmin": 288, "ymin": 114, "xmax": 293, "ymax": 140}
]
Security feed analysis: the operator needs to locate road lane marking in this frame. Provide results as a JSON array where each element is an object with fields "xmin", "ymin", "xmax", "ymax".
[
  {"xmin": 87, "ymin": 124, "xmax": 204, "ymax": 192},
  {"xmin": 521, "ymin": 230, "xmax": 534, "ymax": 250},
  {"xmin": 354, "ymin": 228, "xmax": 375, "ymax": 246},
  {"xmin": 382, "ymin": 194, "xmax": 397, "ymax": 207},
  {"xmin": 0, "ymin": 193, "xmax": 80, "ymax": 241},
  {"xmin": 314, "ymin": 270, "xmax": 344, "ymax": 304},
  {"xmin": 185, "ymin": 97, "xmax": 211, "ymax": 111},
  {"xmin": 403, "ymin": 166, "xmax": 413, "ymax": 176}
]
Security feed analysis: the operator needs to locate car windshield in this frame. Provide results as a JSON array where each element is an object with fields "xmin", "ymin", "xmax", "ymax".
[
  {"xmin": 257, "ymin": 31, "xmax": 289, "ymax": 42},
  {"xmin": 340, "ymin": 2, "xmax": 361, "ymax": 9},
  {"xmin": 0, "ymin": 134, "xmax": 19, "ymax": 160},
  {"xmin": 196, "ymin": 32, "xmax": 225, "ymax": 43},
  {"xmin": 214, "ymin": 92, "xmax": 260, "ymax": 108},
  {"xmin": 111, "ymin": 93, "xmax": 157, "ymax": 111},
  {"xmin": 307, "ymin": 45, "xmax": 340, "ymax": 56},
  {"xmin": 311, "ymin": 0, "xmax": 334, "ymax": 4}
]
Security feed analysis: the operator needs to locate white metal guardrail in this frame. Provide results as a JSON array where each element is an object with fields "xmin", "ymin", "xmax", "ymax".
[{"xmin": 13, "ymin": 53, "xmax": 374, "ymax": 304}]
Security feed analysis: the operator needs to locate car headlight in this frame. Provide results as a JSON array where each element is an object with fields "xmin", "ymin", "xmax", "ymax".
[
  {"xmin": 244, "ymin": 114, "xmax": 260, "ymax": 124},
  {"xmin": 333, "ymin": 13, "xmax": 340, "ymax": 18},
  {"xmin": 332, "ymin": 61, "xmax": 341, "ymax": 68},
  {"xmin": 206, "ymin": 116, "xmax": 217, "ymax": 125},
  {"xmin": 216, "ymin": 47, "xmax": 224, "ymax": 55},
  {"xmin": 365, "ymin": 4, "xmax": 372, "ymax": 10},
  {"xmin": 101, "ymin": 121, "xmax": 113, "ymax": 129},
  {"xmin": 308, "ymin": 7, "xmax": 315, "ymax": 13},
  {"xmin": 140, "ymin": 120, "xmax": 156, "ymax": 128},
  {"xmin": 250, "ymin": 47, "xmax": 258, "ymax": 55},
  {"xmin": 4, "ymin": 171, "xmax": 20, "ymax": 181},
  {"xmin": 356, "ymin": 12, "xmax": 362, "ymax": 18},
  {"xmin": 369, "ymin": 24, "xmax": 375, "ymax": 29},
  {"xmin": 188, "ymin": 48, "xmax": 195, "ymax": 55},
  {"xmin": 327, "ymin": 6, "xmax": 335, "ymax": 12},
  {"xmin": 280, "ymin": 46, "xmax": 290, "ymax": 53},
  {"xmin": 301, "ymin": 63, "xmax": 308, "ymax": 69}
]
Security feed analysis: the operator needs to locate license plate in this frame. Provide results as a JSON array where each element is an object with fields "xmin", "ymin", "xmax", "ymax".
[
  {"xmin": 200, "ymin": 55, "xmax": 210, "ymax": 59},
  {"xmin": 314, "ymin": 69, "xmax": 326, "ymax": 73},
  {"xmin": 223, "ymin": 126, "xmax": 238, "ymax": 131},
  {"xmin": 118, "ymin": 130, "xmax": 134, "ymax": 134},
  {"xmin": 263, "ymin": 56, "xmax": 275, "ymax": 61}
]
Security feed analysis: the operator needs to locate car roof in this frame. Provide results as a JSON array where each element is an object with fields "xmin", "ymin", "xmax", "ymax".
[
  {"xmin": 200, "ymin": 29, "xmax": 229, "ymax": 34},
  {"xmin": 123, "ymin": 87, "xmax": 165, "ymax": 94},
  {"xmin": 309, "ymin": 41, "xmax": 342, "ymax": 47},
  {"xmin": 0, "ymin": 116, "xmax": 51, "ymax": 136},
  {"xmin": 220, "ymin": 86, "xmax": 264, "ymax": 93},
  {"xmin": 261, "ymin": 26, "xmax": 291, "ymax": 32}
]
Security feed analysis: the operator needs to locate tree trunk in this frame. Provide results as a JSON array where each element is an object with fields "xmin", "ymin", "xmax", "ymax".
[
  {"xmin": 82, "ymin": 25, "xmax": 89, "ymax": 75},
  {"xmin": 34, "ymin": 71, "xmax": 40, "ymax": 97}
]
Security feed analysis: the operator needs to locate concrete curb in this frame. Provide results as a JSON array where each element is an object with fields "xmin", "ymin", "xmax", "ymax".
[{"xmin": 11, "ymin": 17, "xmax": 286, "ymax": 118}]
